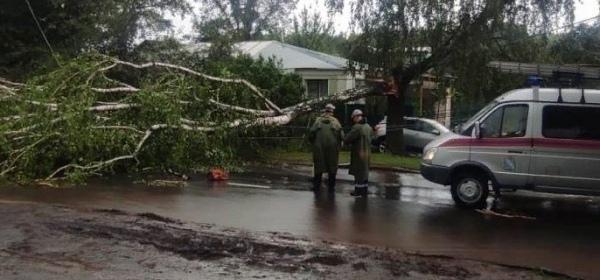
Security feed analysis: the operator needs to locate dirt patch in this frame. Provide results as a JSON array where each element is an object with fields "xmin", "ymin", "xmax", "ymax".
[
  {"xmin": 0, "ymin": 202, "xmax": 577, "ymax": 280},
  {"xmin": 94, "ymin": 208, "xmax": 128, "ymax": 215},
  {"xmin": 51, "ymin": 215, "xmax": 309, "ymax": 269},
  {"xmin": 136, "ymin": 212, "xmax": 180, "ymax": 224},
  {"xmin": 304, "ymin": 255, "xmax": 347, "ymax": 266},
  {"xmin": 352, "ymin": 262, "xmax": 368, "ymax": 271}
]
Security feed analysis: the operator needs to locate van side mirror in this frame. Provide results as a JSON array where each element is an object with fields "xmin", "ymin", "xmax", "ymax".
[
  {"xmin": 473, "ymin": 121, "xmax": 482, "ymax": 139},
  {"xmin": 432, "ymin": 129, "xmax": 441, "ymax": 136}
]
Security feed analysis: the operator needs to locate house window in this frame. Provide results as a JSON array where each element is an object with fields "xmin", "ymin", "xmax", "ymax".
[{"xmin": 306, "ymin": 80, "xmax": 328, "ymax": 98}]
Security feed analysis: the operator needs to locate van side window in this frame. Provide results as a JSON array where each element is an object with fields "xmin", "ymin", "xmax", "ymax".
[
  {"xmin": 543, "ymin": 106, "xmax": 600, "ymax": 140},
  {"xmin": 481, "ymin": 105, "xmax": 528, "ymax": 138}
]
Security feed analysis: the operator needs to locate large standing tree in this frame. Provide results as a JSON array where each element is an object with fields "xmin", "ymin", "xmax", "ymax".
[
  {"xmin": 0, "ymin": 0, "xmax": 189, "ymax": 78},
  {"xmin": 195, "ymin": 0, "xmax": 297, "ymax": 41},
  {"xmin": 285, "ymin": 8, "xmax": 335, "ymax": 53},
  {"xmin": 282, "ymin": 7, "xmax": 350, "ymax": 57},
  {"xmin": 550, "ymin": 22, "xmax": 600, "ymax": 65},
  {"xmin": 328, "ymin": 0, "xmax": 576, "ymax": 154}
]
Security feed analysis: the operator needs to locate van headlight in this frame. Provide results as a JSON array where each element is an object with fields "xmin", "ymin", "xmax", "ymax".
[{"xmin": 423, "ymin": 147, "xmax": 437, "ymax": 162}]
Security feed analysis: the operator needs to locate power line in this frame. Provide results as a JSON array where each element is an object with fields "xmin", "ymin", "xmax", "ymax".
[
  {"xmin": 24, "ymin": 0, "xmax": 61, "ymax": 66},
  {"xmin": 549, "ymin": 14, "xmax": 600, "ymax": 33},
  {"xmin": 494, "ymin": 14, "xmax": 600, "ymax": 45}
]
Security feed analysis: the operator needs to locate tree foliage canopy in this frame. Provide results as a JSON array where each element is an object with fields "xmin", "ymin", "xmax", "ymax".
[
  {"xmin": 0, "ymin": 0, "xmax": 190, "ymax": 78},
  {"xmin": 325, "ymin": 0, "xmax": 577, "ymax": 154},
  {"xmin": 283, "ymin": 7, "xmax": 349, "ymax": 57},
  {"xmin": 330, "ymin": 0, "xmax": 575, "ymax": 77},
  {"xmin": 194, "ymin": 0, "xmax": 297, "ymax": 41},
  {"xmin": 550, "ymin": 22, "xmax": 600, "ymax": 65}
]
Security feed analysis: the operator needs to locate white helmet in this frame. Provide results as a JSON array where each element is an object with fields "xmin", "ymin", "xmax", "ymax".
[
  {"xmin": 324, "ymin": 103, "xmax": 335, "ymax": 112},
  {"xmin": 351, "ymin": 109, "xmax": 363, "ymax": 118}
]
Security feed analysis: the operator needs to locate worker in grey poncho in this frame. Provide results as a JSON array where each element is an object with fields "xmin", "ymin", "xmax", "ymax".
[
  {"xmin": 308, "ymin": 104, "xmax": 343, "ymax": 193},
  {"xmin": 344, "ymin": 109, "xmax": 372, "ymax": 197}
]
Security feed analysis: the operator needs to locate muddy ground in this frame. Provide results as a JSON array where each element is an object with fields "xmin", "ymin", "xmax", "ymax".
[{"xmin": 0, "ymin": 201, "xmax": 573, "ymax": 280}]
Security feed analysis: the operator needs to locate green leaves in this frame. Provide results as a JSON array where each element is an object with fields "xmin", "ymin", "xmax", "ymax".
[
  {"xmin": 194, "ymin": 0, "xmax": 297, "ymax": 41},
  {"xmin": 0, "ymin": 51, "xmax": 304, "ymax": 181},
  {"xmin": 0, "ymin": 0, "xmax": 190, "ymax": 78}
]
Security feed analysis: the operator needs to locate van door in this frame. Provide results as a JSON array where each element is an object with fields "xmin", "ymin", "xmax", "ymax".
[
  {"xmin": 532, "ymin": 105, "xmax": 600, "ymax": 190},
  {"xmin": 471, "ymin": 104, "xmax": 532, "ymax": 188}
]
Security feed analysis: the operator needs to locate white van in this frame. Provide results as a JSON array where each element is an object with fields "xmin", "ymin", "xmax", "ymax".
[{"xmin": 420, "ymin": 87, "xmax": 600, "ymax": 208}]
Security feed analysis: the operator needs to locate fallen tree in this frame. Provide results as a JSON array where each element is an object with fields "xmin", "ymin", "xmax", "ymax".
[{"xmin": 0, "ymin": 54, "xmax": 378, "ymax": 182}]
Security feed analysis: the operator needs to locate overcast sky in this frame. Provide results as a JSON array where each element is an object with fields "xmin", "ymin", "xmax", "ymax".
[{"xmin": 170, "ymin": 0, "xmax": 600, "ymax": 39}]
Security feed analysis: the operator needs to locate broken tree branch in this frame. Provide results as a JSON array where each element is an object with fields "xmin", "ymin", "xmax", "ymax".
[
  {"xmin": 0, "ymin": 84, "xmax": 18, "ymax": 96},
  {"xmin": 88, "ymin": 103, "xmax": 140, "ymax": 112},
  {"xmin": 1, "ymin": 114, "xmax": 36, "ymax": 122},
  {"xmin": 1, "ymin": 133, "xmax": 60, "ymax": 176},
  {"xmin": 91, "ymin": 87, "xmax": 140, "ymax": 93},
  {"xmin": 0, "ymin": 77, "xmax": 25, "ymax": 87},
  {"xmin": 476, "ymin": 209, "xmax": 536, "ymax": 220},
  {"xmin": 209, "ymin": 99, "xmax": 275, "ymax": 116},
  {"xmin": 4, "ymin": 117, "xmax": 65, "ymax": 136},
  {"xmin": 45, "ymin": 122, "xmax": 216, "ymax": 179},
  {"xmin": 107, "ymin": 59, "xmax": 284, "ymax": 114}
]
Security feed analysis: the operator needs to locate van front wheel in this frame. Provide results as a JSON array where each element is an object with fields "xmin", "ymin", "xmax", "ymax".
[{"xmin": 450, "ymin": 173, "xmax": 489, "ymax": 209}]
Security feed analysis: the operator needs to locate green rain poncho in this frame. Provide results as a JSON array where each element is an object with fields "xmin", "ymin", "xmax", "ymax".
[
  {"xmin": 344, "ymin": 123, "xmax": 372, "ymax": 182},
  {"xmin": 309, "ymin": 115, "xmax": 343, "ymax": 174}
]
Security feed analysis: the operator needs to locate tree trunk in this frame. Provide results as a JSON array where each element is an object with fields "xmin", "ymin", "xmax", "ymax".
[
  {"xmin": 386, "ymin": 74, "xmax": 409, "ymax": 155},
  {"xmin": 386, "ymin": 93, "xmax": 405, "ymax": 155}
]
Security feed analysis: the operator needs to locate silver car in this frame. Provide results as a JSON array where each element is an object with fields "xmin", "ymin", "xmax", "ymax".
[
  {"xmin": 372, "ymin": 116, "xmax": 450, "ymax": 153},
  {"xmin": 421, "ymin": 87, "xmax": 600, "ymax": 208}
]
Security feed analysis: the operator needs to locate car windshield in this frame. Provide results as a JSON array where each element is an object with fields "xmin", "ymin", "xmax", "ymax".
[{"xmin": 458, "ymin": 101, "xmax": 498, "ymax": 134}]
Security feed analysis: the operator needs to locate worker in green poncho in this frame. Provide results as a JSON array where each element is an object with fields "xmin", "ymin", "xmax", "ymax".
[
  {"xmin": 308, "ymin": 104, "xmax": 343, "ymax": 193},
  {"xmin": 344, "ymin": 109, "xmax": 372, "ymax": 197}
]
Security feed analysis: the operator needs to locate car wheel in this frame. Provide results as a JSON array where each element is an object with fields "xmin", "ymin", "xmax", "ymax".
[{"xmin": 450, "ymin": 172, "xmax": 489, "ymax": 209}]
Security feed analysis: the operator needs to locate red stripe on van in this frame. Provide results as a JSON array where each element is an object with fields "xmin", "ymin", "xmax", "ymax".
[
  {"xmin": 440, "ymin": 138, "xmax": 531, "ymax": 147},
  {"xmin": 439, "ymin": 138, "xmax": 600, "ymax": 149}
]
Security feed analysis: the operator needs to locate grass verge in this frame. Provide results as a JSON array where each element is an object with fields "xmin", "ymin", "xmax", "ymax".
[{"xmin": 264, "ymin": 150, "xmax": 421, "ymax": 171}]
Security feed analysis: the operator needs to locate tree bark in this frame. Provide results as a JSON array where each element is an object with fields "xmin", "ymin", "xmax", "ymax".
[
  {"xmin": 386, "ymin": 95, "xmax": 405, "ymax": 155},
  {"xmin": 386, "ymin": 65, "xmax": 429, "ymax": 154}
]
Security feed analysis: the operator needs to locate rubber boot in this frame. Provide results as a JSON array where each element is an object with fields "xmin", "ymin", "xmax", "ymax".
[
  {"xmin": 311, "ymin": 173, "xmax": 322, "ymax": 192},
  {"xmin": 327, "ymin": 175, "xmax": 336, "ymax": 193},
  {"xmin": 350, "ymin": 186, "xmax": 368, "ymax": 197}
]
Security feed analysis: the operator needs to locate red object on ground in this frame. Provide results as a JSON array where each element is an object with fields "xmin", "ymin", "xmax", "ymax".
[{"xmin": 208, "ymin": 168, "xmax": 229, "ymax": 181}]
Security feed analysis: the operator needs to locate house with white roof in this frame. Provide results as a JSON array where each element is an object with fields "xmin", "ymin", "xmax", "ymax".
[
  {"xmin": 192, "ymin": 40, "xmax": 362, "ymax": 99},
  {"xmin": 235, "ymin": 41, "xmax": 356, "ymax": 97},
  {"xmin": 234, "ymin": 41, "xmax": 361, "ymax": 98}
]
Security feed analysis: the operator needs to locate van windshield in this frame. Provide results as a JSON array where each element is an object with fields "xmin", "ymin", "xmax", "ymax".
[{"xmin": 458, "ymin": 101, "xmax": 498, "ymax": 135}]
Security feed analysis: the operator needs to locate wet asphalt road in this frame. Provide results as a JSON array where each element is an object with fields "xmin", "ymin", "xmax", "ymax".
[{"xmin": 1, "ymin": 166, "xmax": 599, "ymax": 279}]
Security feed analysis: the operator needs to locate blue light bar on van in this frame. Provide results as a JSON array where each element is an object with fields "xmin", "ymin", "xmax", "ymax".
[{"xmin": 527, "ymin": 75, "xmax": 543, "ymax": 87}]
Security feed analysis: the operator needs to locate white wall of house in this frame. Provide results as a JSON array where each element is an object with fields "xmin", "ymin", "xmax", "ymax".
[{"xmin": 293, "ymin": 69, "xmax": 359, "ymax": 98}]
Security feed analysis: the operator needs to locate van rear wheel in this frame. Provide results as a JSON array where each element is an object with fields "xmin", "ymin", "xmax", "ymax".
[{"xmin": 450, "ymin": 172, "xmax": 489, "ymax": 209}]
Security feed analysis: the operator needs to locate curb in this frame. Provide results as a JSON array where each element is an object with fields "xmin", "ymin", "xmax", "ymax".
[{"xmin": 264, "ymin": 161, "xmax": 420, "ymax": 174}]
